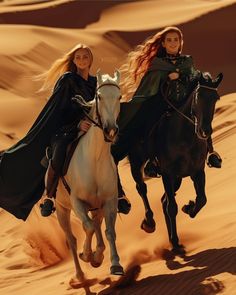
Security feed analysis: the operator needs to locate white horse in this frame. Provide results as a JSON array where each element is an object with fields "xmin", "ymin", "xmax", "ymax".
[{"xmin": 55, "ymin": 71, "xmax": 123, "ymax": 286}]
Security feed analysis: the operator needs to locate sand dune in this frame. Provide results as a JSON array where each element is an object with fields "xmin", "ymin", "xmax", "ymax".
[
  {"xmin": 0, "ymin": 1, "xmax": 235, "ymax": 294},
  {"xmin": 1, "ymin": 0, "xmax": 235, "ymax": 95}
]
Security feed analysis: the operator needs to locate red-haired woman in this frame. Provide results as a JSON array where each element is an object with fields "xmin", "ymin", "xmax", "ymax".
[{"xmin": 112, "ymin": 27, "xmax": 222, "ymax": 212}]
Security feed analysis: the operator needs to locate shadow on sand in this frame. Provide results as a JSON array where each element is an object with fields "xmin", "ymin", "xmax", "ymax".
[{"xmin": 97, "ymin": 247, "xmax": 236, "ymax": 295}]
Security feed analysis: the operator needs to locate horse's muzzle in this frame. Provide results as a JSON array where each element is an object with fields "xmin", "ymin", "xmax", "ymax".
[
  {"xmin": 196, "ymin": 127, "xmax": 212, "ymax": 140},
  {"xmin": 194, "ymin": 116, "xmax": 212, "ymax": 140},
  {"xmin": 103, "ymin": 126, "xmax": 119, "ymax": 143}
]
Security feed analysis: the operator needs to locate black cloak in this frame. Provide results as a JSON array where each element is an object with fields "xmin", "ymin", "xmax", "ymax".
[{"xmin": 0, "ymin": 72, "xmax": 96, "ymax": 220}]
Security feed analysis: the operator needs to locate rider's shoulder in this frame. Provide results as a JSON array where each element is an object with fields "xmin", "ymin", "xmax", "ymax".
[
  {"xmin": 56, "ymin": 71, "xmax": 76, "ymax": 85},
  {"xmin": 53, "ymin": 72, "xmax": 76, "ymax": 91},
  {"xmin": 60, "ymin": 71, "xmax": 76, "ymax": 81}
]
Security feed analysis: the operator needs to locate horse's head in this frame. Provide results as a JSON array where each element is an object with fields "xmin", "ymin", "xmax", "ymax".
[
  {"xmin": 192, "ymin": 72, "xmax": 223, "ymax": 140},
  {"xmin": 96, "ymin": 70, "xmax": 121, "ymax": 143}
]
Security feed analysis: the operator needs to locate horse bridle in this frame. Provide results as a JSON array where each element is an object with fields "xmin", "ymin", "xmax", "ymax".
[
  {"xmin": 82, "ymin": 82, "xmax": 120, "ymax": 130},
  {"xmin": 163, "ymin": 83, "xmax": 195, "ymax": 125},
  {"xmin": 163, "ymin": 82, "xmax": 218, "ymax": 138},
  {"xmin": 192, "ymin": 84, "xmax": 218, "ymax": 138}
]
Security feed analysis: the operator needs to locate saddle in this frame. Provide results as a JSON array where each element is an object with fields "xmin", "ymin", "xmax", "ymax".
[{"xmin": 59, "ymin": 132, "xmax": 85, "ymax": 195}]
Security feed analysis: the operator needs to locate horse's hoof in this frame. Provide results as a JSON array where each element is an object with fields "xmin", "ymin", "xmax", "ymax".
[
  {"xmin": 207, "ymin": 152, "xmax": 222, "ymax": 168},
  {"xmin": 182, "ymin": 205, "xmax": 189, "ymax": 214},
  {"xmin": 40, "ymin": 198, "xmax": 55, "ymax": 217},
  {"xmin": 69, "ymin": 277, "xmax": 97, "ymax": 289},
  {"xmin": 141, "ymin": 219, "xmax": 156, "ymax": 233},
  {"xmin": 172, "ymin": 245, "xmax": 186, "ymax": 256},
  {"xmin": 69, "ymin": 278, "xmax": 83, "ymax": 289},
  {"xmin": 90, "ymin": 252, "xmax": 104, "ymax": 268},
  {"xmin": 69, "ymin": 275, "xmax": 85, "ymax": 289},
  {"xmin": 110, "ymin": 265, "xmax": 124, "ymax": 276},
  {"xmin": 118, "ymin": 197, "xmax": 131, "ymax": 214},
  {"xmin": 79, "ymin": 252, "xmax": 91, "ymax": 263},
  {"xmin": 182, "ymin": 201, "xmax": 195, "ymax": 218},
  {"xmin": 90, "ymin": 260, "xmax": 102, "ymax": 268}
]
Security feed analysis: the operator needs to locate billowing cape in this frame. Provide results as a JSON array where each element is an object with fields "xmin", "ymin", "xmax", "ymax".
[
  {"xmin": 118, "ymin": 55, "xmax": 196, "ymax": 131},
  {"xmin": 0, "ymin": 72, "xmax": 96, "ymax": 220}
]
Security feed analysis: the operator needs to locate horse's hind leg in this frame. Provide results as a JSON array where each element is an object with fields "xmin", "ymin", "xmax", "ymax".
[
  {"xmin": 90, "ymin": 210, "xmax": 105, "ymax": 268},
  {"xmin": 56, "ymin": 202, "xmax": 85, "ymax": 283},
  {"xmin": 162, "ymin": 177, "xmax": 182, "ymax": 249},
  {"xmin": 103, "ymin": 198, "xmax": 124, "ymax": 275},
  {"xmin": 162, "ymin": 175, "xmax": 184, "ymax": 254},
  {"xmin": 182, "ymin": 170, "xmax": 207, "ymax": 218},
  {"xmin": 129, "ymin": 153, "xmax": 156, "ymax": 233}
]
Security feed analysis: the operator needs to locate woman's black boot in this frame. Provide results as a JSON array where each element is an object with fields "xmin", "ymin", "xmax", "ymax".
[
  {"xmin": 40, "ymin": 161, "xmax": 58, "ymax": 217},
  {"xmin": 207, "ymin": 151, "xmax": 222, "ymax": 168}
]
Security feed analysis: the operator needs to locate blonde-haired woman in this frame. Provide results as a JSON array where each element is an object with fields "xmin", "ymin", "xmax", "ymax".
[
  {"xmin": 113, "ymin": 27, "xmax": 221, "ymax": 213},
  {"xmin": 0, "ymin": 44, "xmax": 96, "ymax": 220}
]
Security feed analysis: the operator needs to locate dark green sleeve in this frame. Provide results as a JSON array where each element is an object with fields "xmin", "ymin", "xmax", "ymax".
[
  {"xmin": 177, "ymin": 56, "xmax": 201, "ymax": 97},
  {"xmin": 180, "ymin": 55, "xmax": 201, "ymax": 81},
  {"xmin": 132, "ymin": 70, "xmax": 166, "ymax": 100}
]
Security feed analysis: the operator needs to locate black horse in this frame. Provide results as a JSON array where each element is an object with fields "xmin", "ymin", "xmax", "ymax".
[{"xmin": 118, "ymin": 72, "xmax": 223, "ymax": 254}]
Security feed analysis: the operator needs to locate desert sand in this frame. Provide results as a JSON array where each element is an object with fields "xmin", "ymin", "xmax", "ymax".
[{"xmin": 0, "ymin": 1, "xmax": 235, "ymax": 294}]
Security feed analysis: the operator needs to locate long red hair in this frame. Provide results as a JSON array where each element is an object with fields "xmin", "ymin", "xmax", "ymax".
[{"xmin": 120, "ymin": 27, "xmax": 183, "ymax": 101}]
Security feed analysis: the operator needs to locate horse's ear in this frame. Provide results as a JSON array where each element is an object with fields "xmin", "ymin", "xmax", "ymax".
[
  {"xmin": 96, "ymin": 69, "xmax": 103, "ymax": 85},
  {"xmin": 114, "ymin": 70, "xmax": 120, "ymax": 84},
  {"xmin": 214, "ymin": 72, "xmax": 223, "ymax": 88},
  {"xmin": 199, "ymin": 71, "xmax": 212, "ymax": 85}
]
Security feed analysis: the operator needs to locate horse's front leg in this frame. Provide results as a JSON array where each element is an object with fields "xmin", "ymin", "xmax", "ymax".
[
  {"xmin": 56, "ymin": 202, "xmax": 85, "ymax": 285},
  {"xmin": 129, "ymin": 153, "xmax": 156, "ymax": 233},
  {"xmin": 90, "ymin": 210, "xmax": 105, "ymax": 268},
  {"xmin": 162, "ymin": 174, "xmax": 183, "ymax": 254},
  {"xmin": 117, "ymin": 167, "xmax": 131, "ymax": 214},
  {"xmin": 103, "ymin": 198, "xmax": 124, "ymax": 276},
  {"xmin": 182, "ymin": 169, "xmax": 207, "ymax": 218},
  {"xmin": 70, "ymin": 196, "xmax": 94, "ymax": 263}
]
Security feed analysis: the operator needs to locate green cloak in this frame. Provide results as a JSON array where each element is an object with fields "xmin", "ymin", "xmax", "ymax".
[
  {"xmin": 118, "ymin": 55, "xmax": 198, "ymax": 130},
  {"xmin": 0, "ymin": 72, "xmax": 96, "ymax": 220}
]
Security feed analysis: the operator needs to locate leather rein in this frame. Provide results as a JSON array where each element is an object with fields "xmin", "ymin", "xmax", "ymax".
[{"xmin": 163, "ymin": 82, "xmax": 218, "ymax": 131}]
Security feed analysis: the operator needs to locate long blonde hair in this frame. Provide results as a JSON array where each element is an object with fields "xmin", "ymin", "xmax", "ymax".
[
  {"xmin": 120, "ymin": 27, "xmax": 183, "ymax": 101},
  {"xmin": 37, "ymin": 44, "xmax": 93, "ymax": 91}
]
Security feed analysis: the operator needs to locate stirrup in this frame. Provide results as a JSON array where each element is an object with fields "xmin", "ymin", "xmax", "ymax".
[
  {"xmin": 40, "ymin": 198, "xmax": 56, "ymax": 217},
  {"xmin": 207, "ymin": 151, "xmax": 222, "ymax": 168},
  {"xmin": 118, "ymin": 195, "xmax": 131, "ymax": 214}
]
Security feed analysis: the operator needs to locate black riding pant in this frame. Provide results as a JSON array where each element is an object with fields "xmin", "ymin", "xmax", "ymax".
[
  {"xmin": 51, "ymin": 130, "xmax": 77, "ymax": 175},
  {"xmin": 111, "ymin": 96, "xmax": 166, "ymax": 163}
]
